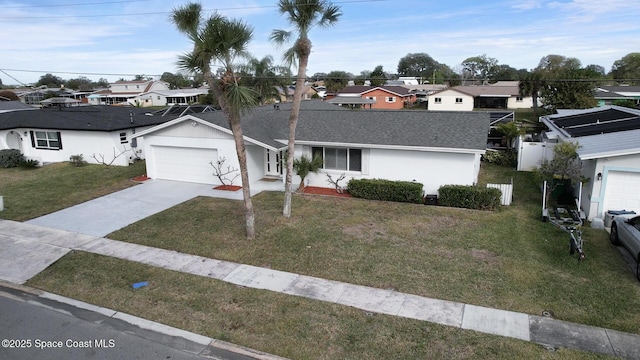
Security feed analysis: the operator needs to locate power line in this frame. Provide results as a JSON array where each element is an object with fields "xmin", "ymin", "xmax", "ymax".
[
  {"xmin": 3, "ymin": 0, "xmax": 152, "ymax": 8},
  {"xmin": 0, "ymin": 0, "xmax": 387, "ymax": 19}
]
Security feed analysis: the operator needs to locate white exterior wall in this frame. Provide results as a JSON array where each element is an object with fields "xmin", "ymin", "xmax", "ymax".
[
  {"xmin": 298, "ymin": 145, "xmax": 480, "ymax": 195},
  {"xmin": 427, "ymin": 90, "xmax": 473, "ymax": 111},
  {"xmin": 583, "ymin": 154, "xmax": 640, "ymax": 220},
  {"xmin": 139, "ymin": 121, "xmax": 264, "ymax": 185},
  {"xmin": 507, "ymin": 96, "xmax": 535, "ymax": 109},
  {"xmin": 0, "ymin": 128, "xmax": 144, "ymax": 166}
]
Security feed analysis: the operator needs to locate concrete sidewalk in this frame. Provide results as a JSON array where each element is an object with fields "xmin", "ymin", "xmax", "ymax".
[{"xmin": 1, "ymin": 219, "xmax": 639, "ymax": 359}]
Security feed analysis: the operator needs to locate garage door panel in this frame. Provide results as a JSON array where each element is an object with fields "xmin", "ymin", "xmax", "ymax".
[
  {"xmin": 153, "ymin": 146, "xmax": 218, "ymax": 184},
  {"xmin": 603, "ymin": 171, "xmax": 640, "ymax": 214}
]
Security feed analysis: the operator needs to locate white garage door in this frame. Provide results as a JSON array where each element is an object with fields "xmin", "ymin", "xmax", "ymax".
[
  {"xmin": 152, "ymin": 146, "xmax": 218, "ymax": 184},
  {"xmin": 603, "ymin": 171, "xmax": 640, "ymax": 214}
]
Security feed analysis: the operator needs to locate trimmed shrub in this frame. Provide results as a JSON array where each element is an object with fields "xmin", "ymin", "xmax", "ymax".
[
  {"xmin": 0, "ymin": 149, "xmax": 23, "ymax": 168},
  {"xmin": 347, "ymin": 179, "xmax": 423, "ymax": 204},
  {"xmin": 438, "ymin": 185, "xmax": 502, "ymax": 210},
  {"xmin": 482, "ymin": 149, "xmax": 517, "ymax": 167}
]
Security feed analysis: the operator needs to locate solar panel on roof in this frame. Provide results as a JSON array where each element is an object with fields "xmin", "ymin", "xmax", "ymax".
[{"xmin": 550, "ymin": 109, "xmax": 640, "ymax": 137}]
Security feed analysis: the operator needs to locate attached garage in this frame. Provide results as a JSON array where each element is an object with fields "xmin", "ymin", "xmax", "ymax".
[
  {"xmin": 152, "ymin": 146, "xmax": 218, "ymax": 184},
  {"xmin": 603, "ymin": 171, "xmax": 640, "ymax": 214}
]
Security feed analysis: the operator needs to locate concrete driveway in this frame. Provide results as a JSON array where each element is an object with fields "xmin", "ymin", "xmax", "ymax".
[{"xmin": 25, "ymin": 179, "xmax": 278, "ymax": 238}]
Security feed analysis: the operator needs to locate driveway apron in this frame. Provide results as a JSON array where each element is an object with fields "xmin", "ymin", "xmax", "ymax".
[{"xmin": 26, "ymin": 180, "xmax": 225, "ymax": 237}]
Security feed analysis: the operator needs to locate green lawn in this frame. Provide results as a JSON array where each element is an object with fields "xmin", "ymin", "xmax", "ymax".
[
  {"xmin": 0, "ymin": 161, "xmax": 146, "ymax": 221},
  {"xmin": 15, "ymin": 161, "xmax": 639, "ymax": 359}
]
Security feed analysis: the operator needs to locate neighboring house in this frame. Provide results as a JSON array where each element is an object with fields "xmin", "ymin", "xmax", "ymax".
[
  {"xmin": 518, "ymin": 106, "xmax": 640, "ymax": 221},
  {"xmin": 0, "ymin": 105, "xmax": 198, "ymax": 166},
  {"xmin": 326, "ymin": 86, "xmax": 417, "ymax": 109},
  {"xmin": 0, "ymin": 101, "xmax": 36, "ymax": 113},
  {"xmin": 429, "ymin": 81, "xmax": 534, "ymax": 111},
  {"xmin": 128, "ymin": 88, "xmax": 208, "ymax": 107},
  {"xmin": 595, "ymin": 86, "xmax": 640, "ymax": 107},
  {"xmin": 14, "ymin": 87, "xmax": 88, "ymax": 106},
  {"xmin": 133, "ymin": 100, "xmax": 489, "ymax": 195},
  {"xmin": 88, "ymin": 80, "xmax": 170, "ymax": 106},
  {"xmin": 277, "ymin": 85, "xmax": 317, "ymax": 103}
]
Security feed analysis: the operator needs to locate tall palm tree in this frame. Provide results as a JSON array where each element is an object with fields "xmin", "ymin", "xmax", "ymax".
[
  {"xmin": 270, "ymin": 0, "xmax": 341, "ymax": 218},
  {"xmin": 519, "ymin": 71, "xmax": 543, "ymax": 116},
  {"xmin": 245, "ymin": 55, "xmax": 291, "ymax": 105},
  {"xmin": 172, "ymin": 2, "xmax": 259, "ymax": 239}
]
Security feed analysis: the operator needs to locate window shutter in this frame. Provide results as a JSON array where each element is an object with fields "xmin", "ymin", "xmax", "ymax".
[
  {"xmin": 30, "ymin": 131, "xmax": 35, "ymax": 148},
  {"xmin": 57, "ymin": 132, "xmax": 63, "ymax": 150},
  {"xmin": 361, "ymin": 149, "xmax": 370, "ymax": 175}
]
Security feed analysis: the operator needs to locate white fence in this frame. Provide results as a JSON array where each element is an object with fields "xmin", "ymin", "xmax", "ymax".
[
  {"xmin": 516, "ymin": 136, "xmax": 556, "ymax": 171},
  {"xmin": 487, "ymin": 179, "xmax": 513, "ymax": 206}
]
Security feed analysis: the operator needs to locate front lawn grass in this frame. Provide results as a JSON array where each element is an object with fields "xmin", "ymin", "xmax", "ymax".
[
  {"xmin": 27, "ymin": 252, "xmax": 608, "ymax": 360},
  {"xmin": 0, "ymin": 161, "xmax": 146, "ymax": 221},
  {"xmin": 24, "ymin": 162, "xmax": 640, "ymax": 358}
]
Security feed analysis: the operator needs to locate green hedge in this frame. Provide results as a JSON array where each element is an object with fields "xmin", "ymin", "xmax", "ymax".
[
  {"xmin": 438, "ymin": 185, "xmax": 502, "ymax": 210},
  {"xmin": 482, "ymin": 149, "xmax": 517, "ymax": 167},
  {"xmin": 347, "ymin": 179, "xmax": 423, "ymax": 204},
  {"xmin": 0, "ymin": 149, "xmax": 23, "ymax": 168}
]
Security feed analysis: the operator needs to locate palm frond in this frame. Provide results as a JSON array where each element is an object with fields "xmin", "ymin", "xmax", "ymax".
[
  {"xmin": 222, "ymin": 82, "xmax": 259, "ymax": 117},
  {"xmin": 270, "ymin": 29, "xmax": 293, "ymax": 46},
  {"xmin": 171, "ymin": 2, "xmax": 202, "ymax": 36}
]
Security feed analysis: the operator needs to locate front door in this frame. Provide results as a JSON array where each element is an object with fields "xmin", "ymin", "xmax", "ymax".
[{"xmin": 265, "ymin": 149, "xmax": 284, "ymax": 177}]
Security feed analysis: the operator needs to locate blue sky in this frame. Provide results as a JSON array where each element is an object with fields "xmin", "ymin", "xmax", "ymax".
[{"xmin": 1, "ymin": 0, "xmax": 639, "ymax": 85}]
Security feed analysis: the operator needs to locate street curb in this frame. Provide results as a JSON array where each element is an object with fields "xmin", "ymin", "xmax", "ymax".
[{"xmin": 0, "ymin": 281, "xmax": 287, "ymax": 360}]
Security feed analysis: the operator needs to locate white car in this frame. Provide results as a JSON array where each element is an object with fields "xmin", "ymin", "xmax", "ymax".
[{"xmin": 610, "ymin": 215, "xmax": 640, "ymax": 281}]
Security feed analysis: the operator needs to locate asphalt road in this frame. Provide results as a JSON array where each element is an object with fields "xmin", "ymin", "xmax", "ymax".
[{"xmin": 0, "ymin": 285, "xmax": 259, "ymax": 360}]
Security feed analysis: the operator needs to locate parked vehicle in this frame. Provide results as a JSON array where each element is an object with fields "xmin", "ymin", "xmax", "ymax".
[{"xmin": 610, "ymin": 215, "xmax": 640, "ymax": 281}]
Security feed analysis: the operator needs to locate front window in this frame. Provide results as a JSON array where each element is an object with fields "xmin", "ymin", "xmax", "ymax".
[
  {"xmin": 119, "ymin": 132, "xmax": 128, "ymax": 144},
  {"xmin": 386, "ymin": 96, "xmax": 396, "ymax": 103},
  {"xmin": 33, "ymin": 131, "xmax": 61, "ymax": 150},
  {"xmin": 455, "ymin": 98, "xmax": 463, "ymax": 104},
  {"xmin": 516, "ymin": 96, "xmax": 523, "ymax": 102},
  {"xmin": 434, "ymin": 97, "xmax": 442, "ymax": 103},
  {"xmin": 312, "ymin": 147, "xmax": 362, "ymax": 171}
]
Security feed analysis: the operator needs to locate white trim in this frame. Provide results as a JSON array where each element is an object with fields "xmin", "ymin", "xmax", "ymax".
[
  {"xmin": 290, "ymin": 140, "xmax": 485, "ymax": 155},
  {"xmin": 132, "ymin": 115, "xmax": 279, "ymax": 151}
]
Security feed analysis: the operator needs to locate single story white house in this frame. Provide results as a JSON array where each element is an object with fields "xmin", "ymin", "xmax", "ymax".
[
  {"xmin": 521, "ymin": 106, "xmax": 640, "ymax": 221},
  {"xmin": 128, "ymin": 88, "xmax": 209, "ymax": 107},
  {"xmin": 0, "ymin": 105, "xmax": 204, "ymax": 166},
  {"xmin": 428, "ymin": 81, "xmax": 536, "ymax": 111},
  {"xmin": 133, "ymin": 100, "xmax": 490, "ymax": 195},
  {"xmin": 88, "ymin": 80, "xmax": 170, "ymax": 106}
]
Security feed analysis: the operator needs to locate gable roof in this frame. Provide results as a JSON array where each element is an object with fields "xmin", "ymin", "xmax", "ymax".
[
  {"xmin": 445, "ymin": 85, "xmax": 520, "ymax": 97},
  {"xmin": 337, "ymin": 86, "xmax": 413, "ymax": 97},
  {"xmin": 0, "ymin": 101, "xmax": 36, "ymax": 113},
  {"xmin": 0, "ymin": 105, "xmax": 183, "ymax": 132},
  {"xmin": 137, "ymin": 100, "xmax": 490, "ymax": 153}
]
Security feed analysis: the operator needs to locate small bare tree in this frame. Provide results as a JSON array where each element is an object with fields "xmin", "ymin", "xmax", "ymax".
[
  {"xmin": 210, "ymin": 157, "xmax": 240, "ymax": 186},
  {"xmin": 91, "ymin": 146, "xmax": 133, "ymax": 166},
  {"xmin": 326, "ymin": 173, "xmax": 346, "ymax": 193}
]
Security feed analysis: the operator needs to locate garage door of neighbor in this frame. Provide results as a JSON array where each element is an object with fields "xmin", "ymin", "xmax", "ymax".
[
  {"xmin": 153, "ymin": 146, "xmax": 218, "ymax": 184},
  {"xmin": 603, "ymin": 171, "xmax": 640, "ymax": 214}
]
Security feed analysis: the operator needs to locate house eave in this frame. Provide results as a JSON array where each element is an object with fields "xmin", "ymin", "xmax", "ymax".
[
  {"xmin": 289, "ymin": 140, "xmax": 485, "ymax": 155},
  {"xmin": 132, "ymin": 115, "xmax": 278, "ymax": 151}
]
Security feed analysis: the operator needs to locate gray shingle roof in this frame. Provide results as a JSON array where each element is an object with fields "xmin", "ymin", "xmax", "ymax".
[
  {"xmin": 0, "ymin": 106, "xmax": 181, "ymax": 131},
  {"xmin": 193, "ymin": 100, "xmax": 489, "ymax": 151}
]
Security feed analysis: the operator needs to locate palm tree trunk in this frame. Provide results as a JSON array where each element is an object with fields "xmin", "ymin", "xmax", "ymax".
[
  {"xmin": 229, "ymin": 115, "xmax": 256, "ymax": 238},
  {"xmin": 207, "ymin": 73, "xmax": 255, "ymax": 239},
  {"xmin": 282, "ymin": 55, "xmax": 309, "ymax": 218}
]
